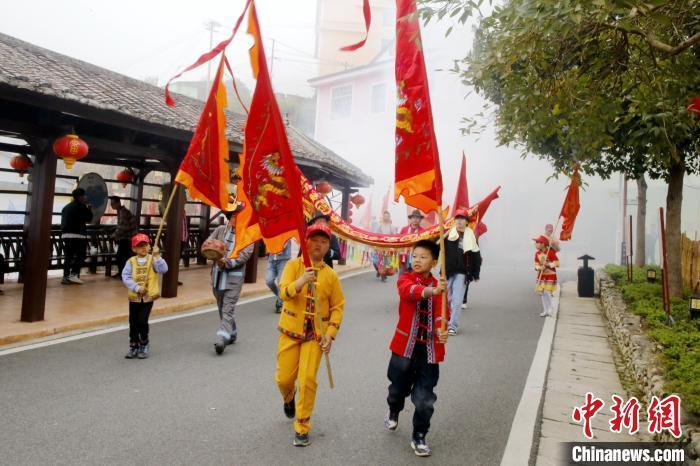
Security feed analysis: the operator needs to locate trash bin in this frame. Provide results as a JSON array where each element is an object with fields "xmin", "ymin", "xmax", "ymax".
[{"xmin": 577, "ymin": 254, "xmax": 595, "ymax": 297}]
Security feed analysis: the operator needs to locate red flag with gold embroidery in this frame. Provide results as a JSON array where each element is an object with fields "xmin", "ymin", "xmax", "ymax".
[
  {"xmin": 174, "ymin": 57, "xmax": 230, "ymax": 210},
  {"xmin": 233, "ymin": 2, "xmax": 309, "ymax": 262},
  {"xmin": 393, "ymin": 0, "xmax": 443, "ymax": 214},
  {"xmin": 559, "ymin": 169, "xmax": 581, "ymax": 241}
]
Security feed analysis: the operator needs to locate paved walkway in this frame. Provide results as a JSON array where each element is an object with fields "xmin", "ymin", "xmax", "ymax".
[
  {"xmin": 0, "ymin": 258, "xmax": 365, "ymax": 346},
  {"xmin": 534, "ymin": 281, "xmax": 643, "ymax": 465}
]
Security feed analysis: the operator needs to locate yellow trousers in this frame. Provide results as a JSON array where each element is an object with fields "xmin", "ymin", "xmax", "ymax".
[{"xmin": 275, "ymin": 333, "xmax": 323, "ymax": 435}]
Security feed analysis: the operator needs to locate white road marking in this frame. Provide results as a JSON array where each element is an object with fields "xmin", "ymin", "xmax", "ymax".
[
  {"xmin": 500, "ymin": 287, "xmax": 561, "ymax": 466},
  {"xmin": 0, "ymin": 269, "xmax": 371, "ymax": 357}
]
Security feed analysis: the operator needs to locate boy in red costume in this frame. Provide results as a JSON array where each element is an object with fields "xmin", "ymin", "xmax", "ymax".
[{"xmin": 384, "ymin": 239, "xmax": 448, "ymax": 457}]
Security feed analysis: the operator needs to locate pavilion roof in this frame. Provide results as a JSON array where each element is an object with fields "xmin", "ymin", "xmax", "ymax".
[{"xmin": 0, "ymin": 32, "xmax": 372, "ymax": 186}]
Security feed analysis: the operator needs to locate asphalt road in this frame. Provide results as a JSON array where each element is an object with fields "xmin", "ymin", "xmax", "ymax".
[{"xmin": 0, "ymin": 266, "xmax": 552, "ymax": 465}]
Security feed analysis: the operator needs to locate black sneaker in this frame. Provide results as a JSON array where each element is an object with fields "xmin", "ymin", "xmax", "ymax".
[
  {"xmin": 293, "ymin": 432, "xmax": 310, "ymax": 447},
  {"xmin": 411, "ymin": 433, "xmax": 431, "ymax": 457},
  {"xmin": 214, "ymin": 338, "xmax": 226, "ymax": 355},
  {"xmin": 228, "ymin": 334, "xmax": 237, "ymax": 345},
  {"xmin": 124, "ymin": 347, "xmax": 138, "ymax": 359},
  {"xmin": 283, "ymin": 395, "xmax": 295, "ymax": 419},
  {"xmin": 384, "ymin": 410, "xmax": 399, "ymax": 431}
]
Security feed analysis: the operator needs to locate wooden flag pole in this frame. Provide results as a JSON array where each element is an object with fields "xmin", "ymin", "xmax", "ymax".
[
  {"xmin": 311, "ymin": 271, "xmax": 335, "ymax": 389},
  {"xmin": 154, "ymin": 183, "xmax": 180, "ymax": 248},
  {"xmin": 438, "ymin": 208, "xmax": 447, "ymax": 333}
]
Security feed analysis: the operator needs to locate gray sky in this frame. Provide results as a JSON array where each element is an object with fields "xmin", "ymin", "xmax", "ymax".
[
  {"xmin": 1, "ymin": 1, "xmax": 698, "ymax": 265},
  {"xmin": 0, "ymin": 0, "xmax": 319, "ymax": 96}
]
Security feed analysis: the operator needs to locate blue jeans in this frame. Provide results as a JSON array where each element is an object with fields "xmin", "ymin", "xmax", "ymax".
[
  {"xmin": 447, "ymin": 274, "xmax": 467, "ymax": 331},
  {"xmin": 266, "ymin": 259, "xmax": 288, "ymax": 309}
]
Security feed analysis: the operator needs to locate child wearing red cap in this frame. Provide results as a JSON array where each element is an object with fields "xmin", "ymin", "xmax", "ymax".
[
  {"xmin": 121, "ymin": 233, "xmax": 168, "ymax": 359},
  {"xmin": 275, "ymin": 223, "xmax": 345, "ymax": 447},
  {"xmin": 533, "ymin": 235, "xmax": 559, "ymax": 317}
]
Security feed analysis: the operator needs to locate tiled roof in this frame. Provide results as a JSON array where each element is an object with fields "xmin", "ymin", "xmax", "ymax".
[{"xmin": 0, "ymin": 32, "xmax": 372, "ymax": 186}]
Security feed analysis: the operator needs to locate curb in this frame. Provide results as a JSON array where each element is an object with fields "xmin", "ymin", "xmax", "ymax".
[
  {"xmin": 0, "ymin": 265, "xmax": 369, "ymax": 347},
  {"xmin": 500, "ymin": 284, "xmax": 563, "ymax": 466}
]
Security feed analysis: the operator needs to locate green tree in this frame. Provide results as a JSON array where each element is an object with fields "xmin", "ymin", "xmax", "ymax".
[{"xmin": 419, "ymin": 0, "xmax": 700, "ymax": 297}]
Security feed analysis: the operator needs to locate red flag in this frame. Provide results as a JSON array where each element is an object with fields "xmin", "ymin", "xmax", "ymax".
[
  {"xmin": 174, "ymin": 57, "xmax": 231, "ymax": 210},
  {"xmin": 381, "ymin": 184, "xmax": 391, "ymax": 214},
  {"xmin": 164, "ymin": 0, "xmax": 251, "ymax": 107},
  {"xmin": 234, "ymin": 2, "xmax": 309, "ymax": 262},
  {"xmin": 451, "ymin": 152, "xmax": 469, "ymax": 216},
  {"xmin": 468, "ymin": 186, "xmax": 500, "ymax": 222},
  {"xmin": 359, "ymin": 193, "xmax": 373, "ymax": 230},
  {"xmin": 394, "ymin": 0, "xmax": 443, "ymax": 214},
  {"xmin": 559, "ymin": 170, "xmax": 581, "ymax": 241},
  {"xmin": 340, "ymin": 0, "xmax": 372, "ymax": 51}
]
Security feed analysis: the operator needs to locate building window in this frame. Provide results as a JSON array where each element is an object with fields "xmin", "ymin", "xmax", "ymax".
[
  {"xmin": 331, "ymin": 85, "xmax": 352, "ymax": 120},
  {"xmin": 371, "ymin": 83, "xmax": 386, "ymax": 114}
]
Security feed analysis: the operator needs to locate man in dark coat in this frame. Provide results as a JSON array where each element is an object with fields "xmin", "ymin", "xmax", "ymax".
[
  {"xmin": 61, "ymin": 188, "xmax": 93, "ymax": 284},
  {"xmin": 444, "ymin": 209, "xmax": 482, "ymax": 335}
]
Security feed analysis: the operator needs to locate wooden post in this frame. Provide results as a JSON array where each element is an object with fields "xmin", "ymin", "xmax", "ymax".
[
  {"xmin": 659, "ymin": 208, "xmax": 671, "ymax": 320},
  {"xmin": 338, "ymin": 185, "xmax": 351, "ymax": 266},
  {"xmin": 161, "ymin": 181, "xmax": 184, "ymax": 298},
  {"xmin": 21, "ymin": 139, "xmax": 56, "ymax": 322},
  {"xmin": 197, "ymin": 203, "xmax": 211, "ymax": 265},
  {"xmin": 628, "ymin": 215, "xmax": 634, "ymax": 282},
  {"xmin": 131, "ymin": 168, "xmax": 148, "ymax": 230}
]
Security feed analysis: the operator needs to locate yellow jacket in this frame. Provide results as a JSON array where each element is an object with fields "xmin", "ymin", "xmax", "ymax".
[{"xmin": 277, "ymin": 257, "xmax": 345, "ymax": 340}]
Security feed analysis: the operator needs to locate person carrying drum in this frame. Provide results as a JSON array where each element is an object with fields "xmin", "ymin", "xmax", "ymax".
[{"xmin": 207, "ymin": 202, "xmax": 255, "ymax": 355}]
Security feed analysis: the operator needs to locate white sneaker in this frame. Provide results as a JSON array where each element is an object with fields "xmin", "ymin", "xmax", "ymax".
[
  {"xmin": 539, "ymin": 311, "xmax": 547, "ymax": 317},
  {"xmin": 68, "ymin": 275, "xmax": 84, "ymax": 284},
  {"xmin": 461, "ymin": 303, "xmax": 467, "ymax": 310}
]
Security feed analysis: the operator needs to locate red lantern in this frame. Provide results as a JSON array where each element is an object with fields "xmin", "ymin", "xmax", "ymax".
[
  {"xmin": 53, "ymin": 134, "xmax": 89, "ymax": 169},
  {"xmin": 351, "ymin": 194, "xmax": 365, "ymax": 208},
  {"xmin": 116, "ymin": 168, "xmax": 135, "ymax": 188},
  {"xmin": 316, "ymin": 181, "xmax": 332, "ymax": 194},
  {"xmin": 10, "ymin": 154, "xmax": 32, "ymax": 177}
]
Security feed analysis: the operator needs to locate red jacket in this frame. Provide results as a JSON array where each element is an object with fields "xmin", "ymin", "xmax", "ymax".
[
  {"xmin": 399, "ymin": 224, "xmax": 423, "ymax": 235},
  {"xmin": 390, "ymin": 272, "xmax": 449, "ymax": 363}
]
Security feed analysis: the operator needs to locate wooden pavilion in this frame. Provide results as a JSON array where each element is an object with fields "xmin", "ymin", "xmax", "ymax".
[{"xmin": 0, "ymin": 32, "xmax": 372, "ymax": 323}]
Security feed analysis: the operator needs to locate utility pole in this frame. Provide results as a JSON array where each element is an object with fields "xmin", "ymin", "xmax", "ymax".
[
  {"xmin": 203, "ymin": 20, "xmax": 223, "ymax": 87},
  {"xmin": 269, "ymin": 38, "xmax": 276, "ymax": 78}
]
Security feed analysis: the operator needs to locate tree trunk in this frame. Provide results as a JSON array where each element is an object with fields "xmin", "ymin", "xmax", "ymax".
[
  {"xmin": 635, "ymin": 176, "xmax": 647, "ymax": 266},
  {"xmin": 665, "ymin": 159, "xmax": 684, "ymax": 298}
]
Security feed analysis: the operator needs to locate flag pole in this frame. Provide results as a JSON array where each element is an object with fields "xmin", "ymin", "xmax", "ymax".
[
  {"xmin": 438, "ymin": 207, "xmax": 447, "ymax": 333},
  {"xmin": 154, "ymin": 183, "xmax": 180, "ymax": 248},
  {"xmin": 311, "ymin": 271, "xmax": 335, "ymax": 389}
]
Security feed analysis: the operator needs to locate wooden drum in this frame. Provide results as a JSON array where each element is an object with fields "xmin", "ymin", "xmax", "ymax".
[{"xmin": 201, "ymin": 239, "xmax": 226, "ymax": 261}]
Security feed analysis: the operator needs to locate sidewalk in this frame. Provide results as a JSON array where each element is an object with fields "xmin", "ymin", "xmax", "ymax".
[
  {"xmin": 534, "ymin": 281, "xmax": 644, "ymax": 465},
  {"xmin": 0, "ymin": 259, "xmax": 367, "ymax": 347}
]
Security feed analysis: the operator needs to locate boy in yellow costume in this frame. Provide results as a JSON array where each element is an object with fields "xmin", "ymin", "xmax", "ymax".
[{"xmin": 276, "ymin": 223, "xmax": 345, "ymax": 447}]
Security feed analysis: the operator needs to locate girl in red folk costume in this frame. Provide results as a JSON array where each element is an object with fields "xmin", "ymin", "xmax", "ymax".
[
  {"xmin": 534, "ymin": 235, "xmax": 559, "ymax": 317},
  {"xmin": 385, "ymin": 239, "xmax": 448, "ymax": 457}
]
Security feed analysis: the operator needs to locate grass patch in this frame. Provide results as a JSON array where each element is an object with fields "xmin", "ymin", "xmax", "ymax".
[{"xmin": 604, "ymin": 265, "xmax": 700, "ymax": 417}]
